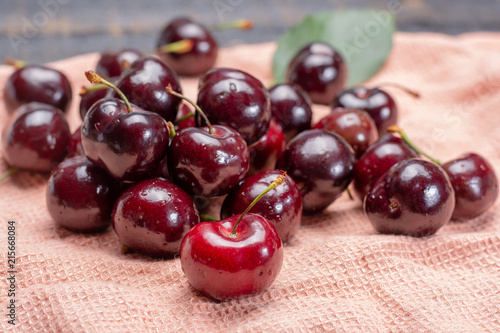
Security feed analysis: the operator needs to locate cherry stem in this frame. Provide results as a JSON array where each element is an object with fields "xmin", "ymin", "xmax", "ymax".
[
  {"xmin": 166, "ymin": 121, "xmax": 176, "ymax": 139},
  {"xmin": 230, "ymin": 171, "xmax": 287, "ymax": 236},
  {"xmin": 157, "ymin": 39, "xmax": 194, "ymax": 54},
  {"xmin": 79, "ymin": 84, "xmax": 107, "ymax": 96},
  {"xmin": 387, "ymin": 125, "xmax": 441, "ymax": 165},
  {"xmin": 200, "ymin": 214, "xmax": 218, "ymax": 222},
  {"xmin": 165, "ymin": 85, "xmax": 215, "ymax": 135},
  {"xmin": 346, "ymin": 188, "xmax": 354, "ymax": 201},
  {"xmin": 0, "ymin": 167, "xmax": 18, "ymax": 184},
  {"xmin": 4, "ymin": 57, "xmax": 27, "ymax": 69},
  {"xmin": 85, "ymin": 70, "xmax": 132, "ymax": 113},
  {"xmin": 174, "ymin": 111, "xmax": 194, "ymax": 125},
  {"xmin": 377, "ymin": 82, "xmax": 420, "ymax": 98},
  {"xmin": 213, "ymin": 19, "xmax": 253, "ymax": 31}
]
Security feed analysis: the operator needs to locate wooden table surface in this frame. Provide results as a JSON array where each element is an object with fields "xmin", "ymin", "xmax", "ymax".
[{"xmin": 1, "ymin": 0, "xmax": 499, "ymax": 64}]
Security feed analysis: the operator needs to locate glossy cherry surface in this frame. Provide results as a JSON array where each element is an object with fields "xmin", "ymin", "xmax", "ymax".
[
  {"xmin": 276, "ymin": 129, "xmax": 355, "ymax": 215},
  {"xmin": 286, "ymin": 42, "xmax": 347, "ymax": 105},
  {"xmin": 95, "ymin": 48, "xmax": 143, "ymax": 79},
  {"xmin": 47, "ymin": 156, "xmax": 118, "ymax": 233},
  {"xmin": 4, "ymin": 65, "xmax": 73, "ymax": 113},
  {"xmin": 354, "ymin": 134, "xmax": 419, "ymax": 200},
  {"xmin": 114, "ymin": 56, "xmax": 182, "ymax": 122},
  {"xmin": 248, "ymin": 119, "xmax": 285, "ymax": 176},
  {"xmin": 313, "ymin": 107, "xmax": 378, "ymax": 158},
  {"xmin": 157, "ymin": 17, "xmax": 218, "ymax": 76},
  {"xmin": 197, "ymin": 68, "xmax": 271, "ymax": 145},
  {"xmin": 79, "ymin": 86, "xmax": 109, "ymax": 120},
  {"xmin": 81, "ymin": 98, "xmax": 169, "ymax": 181},
  {"xmin": 112, "ymin": 177, "xmax": 200, "ymax": 257},
  {"xmin": 268, "ymin": 83, "xmax": 312, "ymax": 142},
  {"xmin": 221, "ymin": 170, "xmax": 302, "ymax": 244},
  {"xmin": 168, "ymin": 125, "xmax": 250, "ymax": 197},
  {"xmin": 442, "ymin": 153, "xmax": 499, "ymax": 220},
  {"xmin": 364, "ymin": 158, "xmax": 455, "ymax": 237},
  {"xmin": 333, "ymin": 87, "xmax": 397, "ymax": 136},
  {"xmin": 179, "ymin": 213, "xmax": 283, "ymax": 301},
  {"xmin": 2, "ymin": 102, "xmax": 70, "ymax": 172}
]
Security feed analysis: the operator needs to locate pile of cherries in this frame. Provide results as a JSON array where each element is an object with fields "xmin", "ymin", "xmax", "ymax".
[{"xmin": 2, "ymin": 17, "xmax": 498, "ymax": 301}]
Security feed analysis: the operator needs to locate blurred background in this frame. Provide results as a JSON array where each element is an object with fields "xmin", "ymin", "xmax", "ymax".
[{"xmin": 1, "ymin": 0, "xmax": 499, "ymax": 64}]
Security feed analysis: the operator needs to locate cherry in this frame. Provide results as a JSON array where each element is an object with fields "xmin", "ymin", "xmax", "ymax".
[
  {"xmin": 95, "ymin": 48, "xmax": 143, "ymax": 79},
  {"xmin": 221, "ymin": 170, "xmax": 302, "ymax": 244},
  {"xmin": 312, "ymin": 107, "xmax": 378, "ymax": 159},
  {"xmin": 196, "ymin": 68, "xmax": 271, "ymax": 145},
  {"xmin": 441, "ymin": 153, "xmax": 498, "ymax": 220},
  {"xmin": 2, "ymin": 102, "xmax": 70, "ymax": 172},
  {"xmin": 364, "ymin": 158, "xmax": 455, "ymax": 237},
  {"xmin": 248, "ymin": 119, "xmax": 285, "ymax": 176},
  {"xmin": 180, "ymin": 173, "xmax": 285, "ymax": 301},
  {"xmin": 157, "ymin": 17, "xmax": 217, "ymax": 76},
  {"xmin": 353, "ymin": 134, "xmax": 419, "ymax": 200},
  {"xmin": 174, "ymin": 103, "xmax": 195, "ymax": 132},
  {"xmin": 79, "ymin": 85, "xmax": 110, "ymax": 120},
  {"xmin": 113, "ymin": 56, "xmax": 182, "ymax": 122},
  {"xmin": 46, "ymin": 156, "xmax": 118, "ymax": 233},
  {"xmin": 81, "ymin": 72, "xmax": 170, "ymax": 181},
  {"xmin": 66, "ymin": 126, "xmax": 85, "ymax": 158},
  {"xmin": 268, "ymin": 83, "xmax": 312, "ymax": 142},
  {"xmin": 333, "ymin": 87, "xmax": 397, "ymax": 136},
  {"xmin": 286, "ymin": 42, "xmax": 347, "ymax": 105},
  {"xmin": 276, "ymin": 129, "xmax": 355, "ymax": 215},
  {"xmin": 112, "ymin": 177, "xmax": 200, "ymax": 257},
  {"xmin": 167, "ymin": 86, "xmax": 250, "ymax": 197},
  {"xmin": 4, "ymin": 62, "xmax": 73, "ymax": 114}
]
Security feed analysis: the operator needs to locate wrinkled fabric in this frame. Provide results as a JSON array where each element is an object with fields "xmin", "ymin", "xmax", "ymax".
[{"xmin": 1, "ymin": 32, "xmax": 500, "ymax": 332}]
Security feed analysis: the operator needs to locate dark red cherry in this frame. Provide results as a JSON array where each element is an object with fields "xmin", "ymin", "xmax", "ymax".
[
  {"xmin": 286, "ymin": 42, "xmax": 347, "ymax": 105},
  {"xmin": 2, "ymin": 102, "xmax": 70, "ymax": 172},
  {"xmin": 81, "ymin": 98, "xmax": 170, "ymax": 181},
  {"xmin": 67, "ymin": 126, "xmax": 85, "ymax": 158},
  {"xmin": 268, "ymin": 83, "xmax": 312, "ymax": 142},
  {"xmin": 441, "ymin": 153, "xmax": 499, "ymax": 220},
  {"xmin": 114, "ymin": 56, "xmax": 182, "ymax": 122},
  {"xmin": 47, "ymin": 156, "xmax": 118, "ymax": 233},
  {"xmin": 353, "ymin": 134, "xmax": 419, "ymax": 200},
  {"xmin": 168, "ymin": 125, "xmax": 250, "ymax": 198},
  {"xmin": 248, "ymin": 119, "xmax": 285, "ymax": 176},
  {"xmin": 112, "ymin": 177, "xmax": 200, "ymax": 257},
  {"xmin": 276, "ymin": 129, "xmax": 355, "ymax": 215},
  {"xmin": 364, "ymin": 158, "xmax": 455, "ymax": 237},
  {"xmin": 333, "ymin": 87, "xmax": 397, "ymax": 136},
  {"xmin": 221, "ymin": 170, "xmax": 302, "ymax": 244},
  {"xmin": 157, "ymin": 17, "xmax": 218, "ymax": 76},
  {"xmin": 312, "ymin": 107, "xmax": 378, "ymax": 158},
  {"xmin": 197, "ymin": 68, "xmax": 271, "ymax": 145},
  {"xmin": 95, "ymin": 48, "xmax": 143, "ymax": 79},
  {"xmin": 174, "ymin": 103, "xmax": 195, "ymax": 132},
  {"xmin": 4, "ymin": 64, "xmax": 72, "ymax": 113},
  {"xmin": 79, "ymin": 86, "xmax": 110, "ymax": 120}
]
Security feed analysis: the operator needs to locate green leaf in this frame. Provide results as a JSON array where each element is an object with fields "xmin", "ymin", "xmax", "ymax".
[{"xmin": 272, "ymin": 9, "xmax": 395, "ymax": 87}]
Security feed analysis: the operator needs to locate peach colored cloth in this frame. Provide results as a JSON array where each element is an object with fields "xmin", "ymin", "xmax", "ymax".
[{"xmin": 1, "ymin": 32, "xmax": 500, "ymax": 332}]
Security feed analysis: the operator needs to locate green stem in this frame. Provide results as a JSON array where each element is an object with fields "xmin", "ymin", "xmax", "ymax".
[
  {"xmin": 0, "ymin": 167, "xmax": 18, "ymax": 183},
  {"xmin": 157, "ymin": 39, "xmax": 194, "ymax": 54},
  {"xmin": 200, "ymin": 214, "xmax": 218, "ymax": 222},
  {"xmin": 213, "ymin": 19, "xmax": 253, "ymax": 31},
  {"xmin": 165, "ymin": 85, "xmax": 214, "ymax": 135},
  {"xmin": 79, "ymin": 84, "xmax": 108, "ymax": 96},
  {"xmin": 174, "ymin": 112, "xmax": 194, "ymax": 125},
  {"xmin": 387, "ymin": 125, "xmax": 441, "ymax": 165},
  {"xmin": 166, "ymin": 121, "xmax": 176, "ymax": 139},
  {"xmin": 85, "ymin": 71, "xmax": 132, "ymax": 113},
  {"xmin": 230, "ymin": 172, "xmax": 287, "ymax": 236},
  {"xmin": 4, "ymin": 58, "xmax": 27, "ymax": 69}
]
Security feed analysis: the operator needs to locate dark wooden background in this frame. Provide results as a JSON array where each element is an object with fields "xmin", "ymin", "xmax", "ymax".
[{"xmin": 1, "ymin": 0, "xmax": 499, "ymax": 64}]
